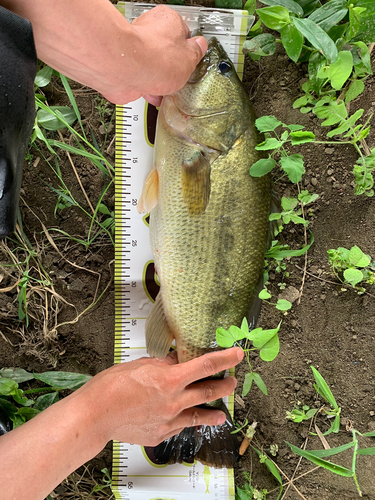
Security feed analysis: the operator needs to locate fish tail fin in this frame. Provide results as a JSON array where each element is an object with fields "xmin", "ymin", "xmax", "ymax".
[{"xmin": 145, "ymin": 401, "xmax": 239, "ymax": 468}]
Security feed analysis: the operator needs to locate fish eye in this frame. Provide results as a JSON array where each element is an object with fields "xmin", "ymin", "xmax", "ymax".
[{"xmin": 218, "ymin": 61, "xmax": 232, "ymax": 74}]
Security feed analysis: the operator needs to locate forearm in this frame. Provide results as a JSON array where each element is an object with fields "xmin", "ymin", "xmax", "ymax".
[
  {"xmin": 0, "ymin": 0, "xmax": 206, "ymax": 104},
  {"xmin": 0, "ymin": 0, "xmax": 142, "ymax": 98},
  {"xmin": 0, "ymin": 389, "xmax": 106, "ymax": 500}
]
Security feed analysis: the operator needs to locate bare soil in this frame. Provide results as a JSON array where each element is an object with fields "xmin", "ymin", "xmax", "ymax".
[{"xmin": 1, "ymin": 6, "xmax": 375, "ymax": 500}]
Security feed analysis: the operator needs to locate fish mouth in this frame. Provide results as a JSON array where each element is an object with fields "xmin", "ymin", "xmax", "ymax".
[{"xmin": 172, "ymin": 95, "xmax": 227, "ymax": 119}]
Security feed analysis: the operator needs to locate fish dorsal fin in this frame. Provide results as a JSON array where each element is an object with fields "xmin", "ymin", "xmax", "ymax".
[
  {"xmin": 137, "ymin": 165, "xmax": 159, "ymax": 214},
  {"xmin": 182, "ymin": 152, "xmax": 211, "ymax": 216},
  {"xmin": 146, "ymin": 292, "xmax": 174, "ymax": 358}
]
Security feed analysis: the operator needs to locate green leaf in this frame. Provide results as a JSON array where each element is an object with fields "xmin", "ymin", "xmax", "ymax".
[
  {"xmin": 293, "ymin": 18, "xmax": 338, "ymax": 63},
  {"xmin": 345, "ymin": 79, "xmax": 365, "ymax": 104},
  {"xmin": 347, "ymin": 4, "xmax": 366, "ymax": 40},
  {"xmin": 33, "ymin": 372, "xmax": 92, "ymax": 390},
  {"xmin": 98, "ymin": 203, "xmax": 111, "ymax": 215},
  {"xmin": 34, "ymin": 65, "xmax": 54, "ymax": 88},
  {"xmin": 215, "ymin": 0, "xmax": 242, "ymax": 7},
  {"xmin": 287, "ymin": 124, "xmax": 305, "ymax": 131},
  {"xmin": 281, "ymin": 196, "xmax": 298, "ymax": 210},
  {"xmin": 363, "ymin": 431, "xmax": 375, "ymax": 438},
  {"xmin": 269, "ymin": 213, "xmax": 282, "ymax": 221},
  {"xmin": 256, "ymin": 138, "xmax": 284, "ymax": 151},
  {"xmin": 306, "ymin": 441, "xmax": 355, "ymax": 457},
  {"xmin": 296, "ymin": 0, "xmax": 321, "ymax": 16},
  {"xmin": 216, "ymin": 325, "xmax": 245, "ymax": 348},
  {"xmin": 344, "ymin": 268, "xmax": 364, "ymax": 286},
  {"xmin": 259, "ymin": 0, "xmax": 304, "ymax": 16},
  {"xmin": 252, "ymin": 372, "xmax": 268, "ymax": 395},
  {"xmin": 308, "ymin": 1, "xmax": 348, "ymax": 32},
  {"xmin": 315, "ymin": 101, "xmax": 348, "ymax": 126},
  {"xmin": 242, "ymin": 372, "xmax": 254, "ymax": 397},
  {"xmin": 236, "ymin": 485, "xmax": 252, "ymax": 500},
  {"xmin": 351, "ymin": 0, "xmax": 375, "ymax": 44},
  {"xmin": 16, "ymin": 407, "xmax": 41, "ymax": 421},
  {"xmin": 298, "ymin": 190, "xmax": 319, "ymax": 205},
  {"xmin": 37, "ymin": 106, "xmax": 77, "ymax": 131},
  {"xmin": 256, "ymin": 6, "xmax": 291, "ymax": 31},
  {"xmin": 33, "ymin": 392, "xmax": 59, "ymax": 412},
  {"xmin": 310, "ymin": 366, "xmax": 338, "ymax": 409},
  {"xmin": 348, "ymin": 245, "xmax": 371, "ymax": 267},
  {"xmin": 0, "ymin": 368, "xmax": 34, "ymax": 383},
  {"xmin": 244, "ymin": 0, "xmax": 256, "ymax": 15},
  {"xmin": 266, "ymin": 231, "xmax": 314, "ymax": 259},
  {"xmin": 286, "ymin": 442, "xmax": 354, "ymax": 476},
  {"xmin": 290, "ymin": 130, "xmax": 315, "ymax": 145},
  {"xmin": 280, "ymin": 154, "xmax": 305, "ymax": 183},
  {"xmin": 243, "ymin": 34, "xmax": 277, "ymax": 57},
  {"xmin": 0, "ymin": 397, "xmax": 18, "ymax": 420},
  {"xmin": 351, "ymin": 41, "xmax": 373, "ymax": 76},
  {"xmin": 326, "ymin": 110, "xmax": 364, "ymax": 137},
  {"xmin": 357, "ymin": 447, "xmax": 375, "ymax": 456},
  {"xmin": 0, "ymin": 378, "xmax": 18, "ymax": 396},
  {"xmin": 276, "ymin": 299, "xmax": 292, "ymax": 311},
  {"xmin": 253, "ymin": 447, "xmax": 282, "ymax": 485},
  {"xmin": 281, "ymin": 23, "xmax": 304, "ymax": 62},
  {"xmin": 255, "ymin": 115, "xmax": 282, "ymax": 132},
  {"xmin": 12, "ymin": 389, "xmax": 33, "ymax": 407},
  {"xmin": 259, "ymin": 289, "xmax": 272, "ymax": 300},
  {"xmin": 248, "ymin": 324, "xmax": 281, "ymax": 361},
  {"xmin": 240, "ymin": 317, "xmax": 249, "ymax": 333},
  {"xmin": 322, "ymin": 51, "xmax": 353, "ymax": 90}
]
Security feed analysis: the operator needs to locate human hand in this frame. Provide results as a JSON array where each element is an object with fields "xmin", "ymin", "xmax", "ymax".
[
  {"xmin": 105, "ymin": 4, "xmax": 208, "ymax": 105},
  {"xmin": 79, "ymin": 347, "xmax": 243, "ymax": 447}
]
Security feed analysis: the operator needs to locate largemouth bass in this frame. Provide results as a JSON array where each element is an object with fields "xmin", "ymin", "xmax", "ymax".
[{"xmin": 138, "ymin": 37, "xmax": 271, "ymax": 468}]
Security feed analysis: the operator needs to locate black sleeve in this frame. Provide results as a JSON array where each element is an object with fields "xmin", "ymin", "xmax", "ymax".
[{"xmin": 0, "ymin": 6, "xmax": 37, "ymax": 238}]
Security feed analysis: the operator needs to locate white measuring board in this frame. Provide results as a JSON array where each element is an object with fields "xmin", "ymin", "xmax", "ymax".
[{"xmin": 113, "ymin": 4, "xmax": 254, "ymax": 500}]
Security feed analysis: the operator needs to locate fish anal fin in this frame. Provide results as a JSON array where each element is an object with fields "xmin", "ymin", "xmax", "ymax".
[
  {"xmin": 182, "ymin": 152, "xmax": 211, "ymax": 216},
  {"xmin": 137, "ymin": 165, "xmax": 159, "ymax": 214},
  {"xmin": 146, "ymin": 293, "xmax": 174, "ymax": 358}
]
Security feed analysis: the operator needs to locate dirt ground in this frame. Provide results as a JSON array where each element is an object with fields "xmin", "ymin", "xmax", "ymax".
[{"xmin": 1, "ymin": 3, "xmax": 375, "ymax": 500}]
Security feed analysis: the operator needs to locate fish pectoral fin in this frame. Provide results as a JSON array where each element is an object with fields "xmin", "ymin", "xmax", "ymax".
[
  {"xmin": 137, "ymin": 165, "xmax": 159, "ymax": 214},
  {"xmin": 182, "ymin": 152, "xmax": 211, "ymax": 216},
  {"xmin": 146, "ymin": 293, "xmax": 174, "ymax": 358}
]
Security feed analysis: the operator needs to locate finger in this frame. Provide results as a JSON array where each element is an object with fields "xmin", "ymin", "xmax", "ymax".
[
  {"xmin": 173, "ymin": 407, "xmax": 226, "ymax": 430},
  {"xmin": 164, "ymin": 349, "xmax": 178, "ymax": 365},
  {"xmin": 188, "ymin": 36, "xmax": 208, "ymax": 61},
  {"xmin": 181, "ymin": 377, "xmax": 237, "ymax": 409},
  {"xmin": 173, "ymin": 347, "xmax": 244, "ymax": 387},
  {"xmin": 143, "ymin": 94, "xmax": 162, "ymax": 107}
]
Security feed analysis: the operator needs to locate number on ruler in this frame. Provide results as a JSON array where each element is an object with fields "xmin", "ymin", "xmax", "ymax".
[
  {"xmin": 133, "ymin": 115, "xmax": 138, "ymax": 121},
  {"xmin": 131, "ymin": 281, "xmax": 137, "ymax": 287},
  {"xmin": 131, "ymin": 319, "xmax": 137, "ymax": 326},
  {"xmin": 128, "ymin": 482, "xmax": 133, "ymax": 489},
  {"xmin": 132, "ymin": 157, "xmax": 138, "ymax": 163},
  {"xmin": 132, "ymin": 199, "xmax": 137, "ymax": 206},
  {"xmin": 132, "ymin": 240, "xmax": 137, "ymax": 247}
]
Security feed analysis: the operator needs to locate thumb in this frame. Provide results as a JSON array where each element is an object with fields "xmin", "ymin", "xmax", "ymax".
[{"xmin": 188, "ymin": 36, "xmax": 208, "ymax": 63}]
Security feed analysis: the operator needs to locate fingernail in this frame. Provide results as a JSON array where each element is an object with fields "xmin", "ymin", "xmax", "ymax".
[
  {"xmin": 194, "ymin": 36, "xmax": 208, "ymax": 56},
  {"xmin": 216, "ymin": 414, "xmax": 226, "ymax": 426}
]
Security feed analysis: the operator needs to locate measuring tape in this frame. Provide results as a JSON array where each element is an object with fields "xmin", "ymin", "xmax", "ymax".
[{"xmin": 114, "ymin": 4, "xmax": 253, "ymax": 499}]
